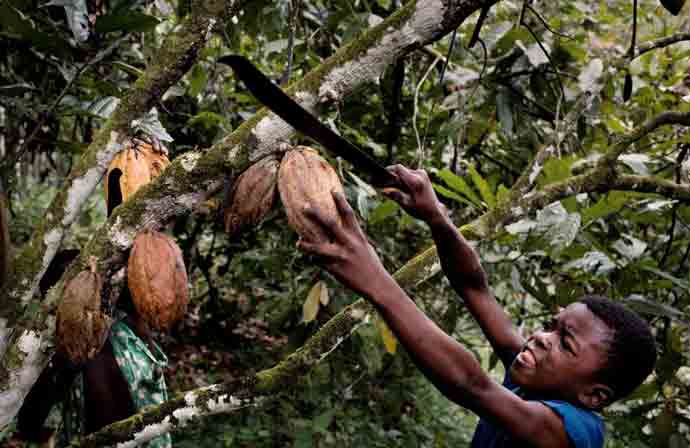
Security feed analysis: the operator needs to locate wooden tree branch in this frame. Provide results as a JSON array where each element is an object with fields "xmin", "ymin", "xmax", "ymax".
[
  {"xmin": 0, "ymin": 0, "xmax": 501, "ymax": 431},
  {"xmin": 71, "ymin": 140, "xmax": 690, "ymax": 447},
  {"xmin": 1, "ymin": 0, "xmax": 233, "ymax": 326},
  {"xmin": 600, "ymin": 111, "xmax": 690, "ymax": 167},
  {"xmin": 0, "ymin": 0, "xmax": 239, "ymax": 428},
  {"xmin": 635, "ymin": 32, "xmax": 690, "ymax": 59}
]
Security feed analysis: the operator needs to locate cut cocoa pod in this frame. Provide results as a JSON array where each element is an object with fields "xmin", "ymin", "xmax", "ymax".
[
  {"xmin": 105, "ymin": 138, "xmax": 171, "ymax": 216},
  {"xmin": 127, "ymin": 230, "xmax": 189, "ymax": 331},
  {"xmin": 223, "ymin": 157, "xmax": 279, "ymax": 236},
  {"xmin": 277, "ymin": 146, "xmax": 345, "ymax": 242},
  {"xmin": 56, "ymin": 258, "xmax": 112, "ymax": 365}
]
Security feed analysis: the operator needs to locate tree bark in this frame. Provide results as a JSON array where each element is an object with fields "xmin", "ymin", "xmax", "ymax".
[{"xmin": 0, "ymin": 0, "xmax": 238, "ymax": 428}]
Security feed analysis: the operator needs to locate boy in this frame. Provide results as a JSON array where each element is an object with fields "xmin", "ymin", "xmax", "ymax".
[{"xmin": 297, "ymin": 164, "xmax": 657, "ymax": 448}]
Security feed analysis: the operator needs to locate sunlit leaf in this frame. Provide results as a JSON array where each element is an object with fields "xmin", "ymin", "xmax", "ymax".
[
  {"xmin": 465, "ymin": 163, "xmax": 495, "ymax": 209},
  {"xmin": 612, "ymin": 234, "xmax": 647, "ymax": 260},
  {"xmin": 131, "ymin": 108, "xmax": 174, "ymax": 142},
  {"xmin": 45, "ymin": 0, "xmax": 89, "ymax": 42},
  {"xmin": 563, "ymin": 251, "xmax": 616, "ymax": 275},
  {"xmin": 303, "ymin": 281, "xmax": 327, "ymax": 323},
  {"xmin": 375, "ymin": 315, "xmax": 397, "ymax": 354},
  {"xmin": 437, "ymin": 169, "xmax": 483, "ymax": 208},
  {"xmin": 578, "ymin": 58, "xmax": 603, "ymax": 93},
  {"xmin": 433, "ymin": 184, "xmax": 475, "ymax": 207}
]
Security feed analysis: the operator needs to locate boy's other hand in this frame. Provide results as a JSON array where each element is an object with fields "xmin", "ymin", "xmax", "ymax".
[
  {"xmin": 382, "ymin": 165, "xmax": 447, "ymax": 224},
  {"xmin": 297, "ymin": 191, "xmax": 391, "ymax": 299}
]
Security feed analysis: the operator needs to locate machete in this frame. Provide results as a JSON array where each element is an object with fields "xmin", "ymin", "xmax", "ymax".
[{"xmin": 218, "ymin": 55, "xmax": 398, "ymax": 187}]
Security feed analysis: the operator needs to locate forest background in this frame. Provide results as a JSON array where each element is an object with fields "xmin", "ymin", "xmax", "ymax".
[{"xmin": 0, "ymin": 0, "xmax": 689, "ymax": 446}]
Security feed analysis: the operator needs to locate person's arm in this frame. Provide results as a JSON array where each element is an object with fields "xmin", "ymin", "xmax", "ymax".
[
  {"xmin": 297, "ymin": 192, "xmax": 571, "ymax": 448},
  {"xmin": 382, "ymin": 165, "xmax": 523, "ymax": 364}
]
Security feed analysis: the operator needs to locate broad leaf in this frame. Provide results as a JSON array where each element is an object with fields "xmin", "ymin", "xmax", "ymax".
[
  {"xmin": 465, "ymin": 163, "xmax": 495, "ymax": 209},
  {"xmin": 437, "ymin": 169, "xmax": 483, "ymax": 208},
  {"xmin": 375, "ymin": 315, "xmax": 397, "ymax": 354},
  {"xmin": 303, "ymin": 281, "xmax": 328, "ymax": 323}
]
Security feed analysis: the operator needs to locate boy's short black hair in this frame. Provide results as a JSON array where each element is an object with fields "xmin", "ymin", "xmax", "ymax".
[{"xmin": 580, "ymin": 295, "xmax": 657, "ymax": 401}]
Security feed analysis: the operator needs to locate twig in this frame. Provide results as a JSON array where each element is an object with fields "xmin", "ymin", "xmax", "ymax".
[
  {"xmin": 602, "ymin": 111, "xmax": 690, "ymax": 165},
  {"xmin": 413, "ymin": 55, "xmax": 441, "ymax": 168},
  {"xmin": 280, "ymin": 0, "xmax": 300, "ymax": 86},
  {"xmin": 468, "ymin": 5, "xmax": 490, "ymax": 48},
  {"xmin": 660, "ymin": 144, "xmax": 690, "ymax": 268},
  {"xmin": 526, "ymin": 5, "xmax": 574, "ymax": 40},
  {"xmin": 634, "ymin": 32, "xmax": 690, "ymax": 59},
  {"xmin": 385, "ymin": 58, "xmax": 406, "ymax": 164},
  {"xmin": 521, "ymin": 21, "xmax": 565, "ymax": 101}
]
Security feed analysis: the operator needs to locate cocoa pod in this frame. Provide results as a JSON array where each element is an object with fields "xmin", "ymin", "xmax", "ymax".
[
  {"xmin": 277, "ymin": 146, "xmax": 345, "ymax": 242},
  {"xmin": 104, "ymin": 138, "xmax": 171, "ymax": 215},
  {"xmin": 127, "ymin": 230, "xmax": 189, "ymax": 331},
  {"xmin": 56, "ymin": 260, "xmax": 112, "ymax": 365},
  {"xmin": 223, "ymin": 157, "xmax": 279, "ymax": 236}
]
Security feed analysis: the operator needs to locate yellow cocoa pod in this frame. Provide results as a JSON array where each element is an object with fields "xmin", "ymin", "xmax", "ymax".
[
  {"xmin": 127, "ymin": 230, "xmax": 188, "ymax": 331},
  {"xmin": 277, "ymin": 146, "xmax": 345, "ymax": 242},
  {"xmin": 104, "ymin": 139, "xmax": 170, "ymax": 215}
]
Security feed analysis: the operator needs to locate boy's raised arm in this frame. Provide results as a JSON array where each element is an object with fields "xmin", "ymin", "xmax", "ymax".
[
  {"xmin": 383, "ymin": 165, "xmax": 524, "ymax": 366},
  {"xmin": 297, "ymin": 192, "xmax": 571, "ymax": 448}
]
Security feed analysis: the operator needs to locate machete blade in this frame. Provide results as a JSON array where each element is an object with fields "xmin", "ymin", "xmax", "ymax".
[{"xmin": 218, "ymin": 55, "xmax": 397, "ymax": 187}]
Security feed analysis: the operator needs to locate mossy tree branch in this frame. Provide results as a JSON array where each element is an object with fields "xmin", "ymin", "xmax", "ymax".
[
  {"xmin": 0, "ymin": 0, "xmax": 501, "ymax": 431},
  {"xmin": 0, "ymin": 0, "xmax": 240, "ymax": 429},
  {"xmin": 1, "ymin": 0, "xmax": 234, "ymax": 327},
  {"xmin": 70, "ymin": 107, "xmax": 690, "ymax": 446}
]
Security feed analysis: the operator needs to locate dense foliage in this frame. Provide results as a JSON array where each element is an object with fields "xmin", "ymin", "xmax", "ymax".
[{"xmin": 1, "ymin": 0, "xmax": 689, "ymax": 446}]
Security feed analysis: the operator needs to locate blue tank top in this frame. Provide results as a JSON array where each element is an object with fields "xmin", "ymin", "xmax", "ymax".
[{"xmin": 470, "ymin": 365, "xmax": 604, "ymax": 448}]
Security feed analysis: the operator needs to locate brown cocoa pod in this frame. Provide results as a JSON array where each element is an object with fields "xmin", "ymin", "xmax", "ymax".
[
  {"xmin": 127, "ymin": 230, "xmax": 189, "ymax": 331},
  {"xmin": 277, "ymin": 146, "xmax": 345, "ymax": 242},
  {"xmin": 104, "ymin": 138, "xmax": 171, "ymax": 212},
  {"xmin": 223, "ymin": 157, "xmax": 279, "ymax": 236},
  {"xmin": 56, "ymin": 259, "xmax": 112, "ymax": 365}
]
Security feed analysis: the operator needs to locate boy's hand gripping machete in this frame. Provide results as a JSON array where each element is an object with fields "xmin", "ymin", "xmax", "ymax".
[{"xmin": 217, "ymin": 55, "xmax": 398, "ymax": 188}]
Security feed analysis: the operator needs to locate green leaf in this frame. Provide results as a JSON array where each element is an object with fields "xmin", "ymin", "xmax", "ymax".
[
  {"xmin": 464, "ymin": 163, "xmax": 495, "ymax": 209},
  {"xmin": 96, "ymin": 10, "xmax": 160, "ymax": 34},
  {"xmin": 581, "ymin": 191, "xmax": 630, "ymax": 224},
  {"xmin": 188, "ymin": 64, "xmax": 209, "ymax": 98},
  {"xmin": 538, "ymin": 156, "xmax": 577, "ymax": 187},
  {"xmin": 437, "ymin": 169, "xmax": 483, "ymax": 207},
  {"xmin": 640, "ymin": 266, "xmax": 689, "ymax": 290},
  {"xmin": 113, "ymin": 61, "xmax": 144, "ymax": 77},
  {"xmin": 368, "ymin": 199, "xmax": 399, "ymax": 224},
  {"xmin": 625, "ymin": 295, "xmax": 688, "ymax": 324},
  {"xmin": 313, "ymin": 409, "xmax": 335, "ymax": 432},
  {"xmin": 433, "ymin": 184, "xmax": 475, "ymax": 207}
]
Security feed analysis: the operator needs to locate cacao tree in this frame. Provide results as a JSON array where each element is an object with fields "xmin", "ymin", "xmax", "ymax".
[{"xmin": 1, "ymin": 0, "xmax": 689, "ymax": 446}]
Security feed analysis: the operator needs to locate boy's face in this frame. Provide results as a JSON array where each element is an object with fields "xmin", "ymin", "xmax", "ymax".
[{"xmin": 509, "ymin": 303, "xmax": 614, "ymax": 407}]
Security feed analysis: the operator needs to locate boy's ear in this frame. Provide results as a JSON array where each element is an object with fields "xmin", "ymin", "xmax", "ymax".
[{"xmin": 579, "ymin": 383, "xmax": 613, "ymax": 409}]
